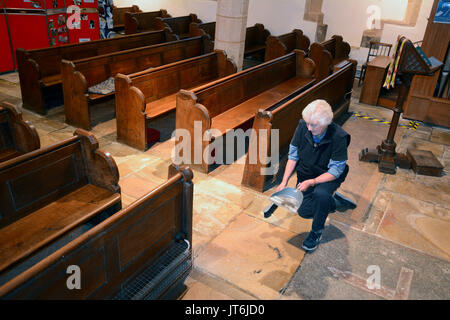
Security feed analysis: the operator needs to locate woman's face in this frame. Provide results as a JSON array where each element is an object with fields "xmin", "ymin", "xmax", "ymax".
[{"xmin": 305, "ymin": 119, "xmax": 327, "ymax": 136}]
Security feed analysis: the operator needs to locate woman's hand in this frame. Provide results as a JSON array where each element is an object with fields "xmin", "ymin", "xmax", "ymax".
[
  {"xmin": 296, "ymin": 179, "xmax": 315, "ymax": 192},
  {"xmin": 276, "ymin": 181, "xmax": 287, "ymax": 192}
]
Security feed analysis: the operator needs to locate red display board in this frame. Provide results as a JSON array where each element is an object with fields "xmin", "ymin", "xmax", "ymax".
[
  {"xmin": 68, "ymin": 10, "xmax": 99, "ymax": 43},
  {"xmin": 7, "ymin": 13, "xmax": 50, "ymax": 65},
  {"xmin": 0, "ymin": 14, "xmax": 15, "ymax": 73},
  {"xmin": 4, "ymin": 0, "xmax": 45, "ymax": 9},
  {"xmin": 47, "ymin": 12, "xmax": 69, "ymax": 46}
]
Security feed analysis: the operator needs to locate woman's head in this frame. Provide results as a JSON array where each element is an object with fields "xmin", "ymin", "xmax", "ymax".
[{"xmin": 302, "ymin": 99, "xmax": 333, "ymax": 135}]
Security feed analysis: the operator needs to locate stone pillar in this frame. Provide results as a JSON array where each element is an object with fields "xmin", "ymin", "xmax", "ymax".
[{"xmin": 214, "ymin": 0, "xmax": 249, "ymax": 71}]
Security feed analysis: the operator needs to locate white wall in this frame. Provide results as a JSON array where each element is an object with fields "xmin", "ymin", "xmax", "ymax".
[{"xmin": 114, "ymin": 0, "xmax": 434, "ymax": 66}]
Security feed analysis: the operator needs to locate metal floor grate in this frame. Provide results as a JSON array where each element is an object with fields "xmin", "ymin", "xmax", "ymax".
[{"xmin": 113, "ymin": 240, "xmax": 191, "ymax": 300}]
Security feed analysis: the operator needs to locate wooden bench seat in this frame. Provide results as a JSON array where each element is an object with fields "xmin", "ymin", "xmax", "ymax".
[
  {"xmin": 115, "ymin": 50, "xmax": 236, "ymax": 150},
  {"xmin": 0, "ymin": 184, "xmax": 120, "ymax": 275},
  {"xmin": 154, "ymin": 14, "xmax": 202, "ymax": 39},
  {"xmin": 124, "ymin": 10, "xmax": 171, "ymax": 34},
  {"xmin": 175, "ymin": 50, "xmax": 318, "ymax": 173},
  {"xmin": 244, "ymin": 24, "xmax": 271, "ymax": 60},
  {"xmin": 112, "ymin": 5, "xmax": 142, "ymax": 32},
  {"xmin": 265, "ymin": 29, "xmax": 311, "ymax": 61},
  {"xmin": 0, "ymin": 148, "xmax": 21, "ymax": 163},
  {"xmin": 241, "ymin": 61, "xmax": 356, "ymax": 191},
  {"xmin": 0, "ymin": 129, "xmax": 121, "ymax": 278},
  {"xmin": 188, "ymin": 22, "xmax": 270, "ymax": 61},
  {"xmin": 41, "ymin": 74, "xmax": 62, "ymax": 87},
  {"xmin": 0, "ymin": 102, "xmax": 40, "ymax": 164},
  {"xmin": 63, "ymin": 35, "xmax": 214, "ymax": 131},
  {"xmin": 17, "ymin": 29, "xmax": 177, "ymax": 115},
  {"xmin": 211, "ymin": 77, "xmax": 314, "ymax": 136},
  {"xmin": 0, "ymin": 164, "xmax": 193, "ymax": 300}
]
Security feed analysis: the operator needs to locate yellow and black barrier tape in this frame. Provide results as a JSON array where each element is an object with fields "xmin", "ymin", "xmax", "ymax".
[{"xmin": 352, "ymin": 112, "xmax": 420, "ymax": 131}]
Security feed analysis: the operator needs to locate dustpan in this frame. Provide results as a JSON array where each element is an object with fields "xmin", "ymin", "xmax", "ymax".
[{"xmin": 263, "ymin": 187, "xmax": 303, "ymax": 217}]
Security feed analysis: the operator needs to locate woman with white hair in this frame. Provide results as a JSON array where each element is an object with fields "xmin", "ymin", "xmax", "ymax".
[{"xmin": 274, "ymin": 99, "xmax": 355, "ymax": 252}]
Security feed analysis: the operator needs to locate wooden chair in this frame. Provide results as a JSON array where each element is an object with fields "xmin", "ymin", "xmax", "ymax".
[
  {"xmin": 359, "ymin": 41, "xmax": 392, "ymax": 86},
  {"xmin": 0, "ymin": 102, "xmax": 40, "ymax": 164},
  {"xmin": 0, "ymin": 164, "xmax": 193, "ymax": 300}
]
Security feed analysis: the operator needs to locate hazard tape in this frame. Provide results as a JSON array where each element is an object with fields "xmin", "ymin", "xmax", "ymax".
[{"xmin": 352, "ymin": 112, "xmax": 420, "ymax": 131}]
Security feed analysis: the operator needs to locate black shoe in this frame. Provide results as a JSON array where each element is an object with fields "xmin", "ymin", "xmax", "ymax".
[
  {"xmin": 301, "ymin": 231, "xmax": 322, "ymax": 252},
  {"xmin": 333, "ymin": 192, "xmax": 357, "ymax": 212},
  {"xmin": 263, "ymin": 203, "xmax": 278, "ymax": 218}
]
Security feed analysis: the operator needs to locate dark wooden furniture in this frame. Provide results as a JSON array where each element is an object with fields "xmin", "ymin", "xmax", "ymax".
[
  {"xmin": 124, "ymin": 10, "xmax": 171, "ymax": 35},
  {"xmin": 359, "ymin": 37, "xmax": 443, "ymax": 174},
  {"xmin": 189, "ymin": 21, "xmax": 216, "ymax": 41},
  {"xmin": 319, "ymin": 35, "xmax": 351, "ymax": 66},
  {"xmin": 0, "ymin": 102, "xmax": 40, "ymax": 164},
  {"xmin": 359, "ymin": 55, "xmax": 393, "ymax": 105},
  {"xmin": 175, "ymin": 50, "xmax": 316, "ymax": 173},
  {"xmin": 154, "ymin": 14, "xmax": 202, "ymax": 39},
  {"xmin": 115, "ymin": 50, "xmax": 237, "ymax": 151},
  {"xmin": 62, "ymin": 35, "xmax": 214, "ymax": 130},
  {"xmin": 242, "ymin": 60, "xmax": 355, "ymax": 191},
  {"xmin": 0, "ymin": 164, "xmax": 193, "ymax": 300},
  {"xmin": 0, "ymin": 129, "xmax": 121, "ymax": 281},
  {"xmin": 264, "ymin": 29, "xmax": 311, "ymax": 61},
  {"xmin": 358, "ymin": 41, "xmax": 392, "ymax": 86},
  {"xmin": 188, "ymin": 21, "xmax": 271, "ymax": 61},
  {"xmin": 403, "ymin": 0, "xmax": 450, "ymax": 128},
  {"xmin": 17, "ymin": 29, "xmax": 177, "ymax": 115},
  {"xmin": 244, "ymin": 23, "xmax": 271, "ymax": 60},
  {"xmin": 112, "ymin": 5, "xmax": 142, "ymax": 32}
]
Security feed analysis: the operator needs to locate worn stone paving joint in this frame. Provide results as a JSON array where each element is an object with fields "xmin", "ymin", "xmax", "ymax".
[{"xmin": 352, "ymin": 112, "xmax": 420, "ymax": 131}]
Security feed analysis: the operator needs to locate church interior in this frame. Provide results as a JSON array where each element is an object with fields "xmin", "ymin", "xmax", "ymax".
[{"xmin": 0, "ymin": 0, "xmax": 449, "ymax": 300}]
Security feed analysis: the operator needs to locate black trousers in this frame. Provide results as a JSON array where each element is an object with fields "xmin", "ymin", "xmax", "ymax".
[{"xmin": 297, "ymin": 178, "xmax": 344, "ymax": 233}]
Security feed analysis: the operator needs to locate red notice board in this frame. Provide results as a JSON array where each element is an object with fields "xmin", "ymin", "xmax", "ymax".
[
  {"xmin": 7, "ymin": 13, "xmax": 50, "ymax": 65},
  {"xmin": 0, "ymin": 14, "xmax": 15, "ymax": 73}
]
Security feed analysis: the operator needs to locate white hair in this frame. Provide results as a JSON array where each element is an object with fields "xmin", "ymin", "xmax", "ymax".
[{"xmin": 302, "ymin": 99, "xmax": 333, "ymax": 126}]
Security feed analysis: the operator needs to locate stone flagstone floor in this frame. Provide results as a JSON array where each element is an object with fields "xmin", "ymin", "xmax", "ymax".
[{"xmin": 0, "ymin": 73, "xmax": 449, "ymax": 300}]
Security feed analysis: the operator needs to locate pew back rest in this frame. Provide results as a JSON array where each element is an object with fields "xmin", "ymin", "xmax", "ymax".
[
  {"xmin": 0, "ymin": 102, "xmax": 40, "ymax": 157},
  {"xmin": 245, "ymin": 24, "xmax": 270, "ymax": 48},
  {"xmin": 128, "ymin": 51, "xmax": 234, "ymax": 104},
  {"xmin": 16, "ymin": 30, "xmax": 170, "ymax": 79},
  {"xmin": 269, "ymin": 61, "xmax": 354, "ymax": 149},
  {"xmin": 190, "ymin": 21, "xmax": 216, "ymax": 40},
  {"xmin": 112, "ymin": 5, "xmax": 141, "ymax": 27},
  {"xmin": 194, "ymin": 52, "xmax": 298, "ymax": 119},
  {"xmin": 66, "ymin": 36, "xmax": 209, "ymax": 88},
  {"xmin": 0, "ymin": 130, "xmax": 119, "ymax": 228},
  {"xmin": 124, "ymin": 10, "xmax": 171, "ymax": 33},
  {"xmin": 0, "ymin": 136, "xmax": 87, "ymax": 227},
  {"xmin": 0, "ymin": 166, "xmax": 193, "ymax": 299},
  {"xmin": 155, "ymin": 14, "xmax": 201, "ymax": 36}
]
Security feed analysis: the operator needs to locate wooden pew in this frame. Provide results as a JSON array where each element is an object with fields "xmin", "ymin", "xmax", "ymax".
[
  {"xmin": 319, "ymin": 35, "xmax": 351, "ymax": 66},
  {"xmin": 62, "ymin": 35, "xmax": 214, "ymax": 130},
  {"xmin": 17, "ymin": 29, "xmax": 178, "ymax": 115},
  {"xmin": 265, "ymin": 29, "xmax": 311, "ymax": 61},
  {"xmin": 115, "ymin": 50, "xmax": 237, "ymax": 151},
  {"xmin": 189, "ymin": 21, "xmax": 216, "ymax": 41},
  {"xmin": 175, "ymin": 50, "xmax": 317, "ymax": 173},
  {"xmin": 0, "ymin": 164, "xmax": 193, "ymax": 300},
  {"xmin": 0, "ymin": 129, "xmax": 121, "ymax": 282},
  {"xmin": 124, "ymin": 9, "xmax": 172, "ymax": 35},
  {"xmin": 241, "ymin": 60, "xmax": 356, "ymax": 192},
  {"xmin": 244, "ymin": 23, "xmax": 271, "ymax": 60},
  {"xmin": 0, "ymin": 102, "xmax": 40, "ymax": 164},
  {"xmin": 154, "ymin": 14, "xmax": 202, "ymax": 39},
  {"xmin": 112, "ymin": 5, "xmax": 142, "ymax": 32}
]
